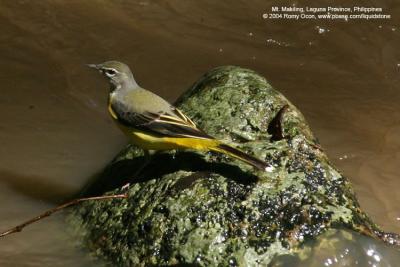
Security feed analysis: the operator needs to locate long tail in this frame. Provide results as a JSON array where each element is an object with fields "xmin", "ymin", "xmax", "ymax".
[{"xmin": 210, "ymin": 143, "xmax": 271, "ymax": 171}]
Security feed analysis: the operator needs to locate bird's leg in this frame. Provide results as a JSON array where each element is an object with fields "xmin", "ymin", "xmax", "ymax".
[{"xmin": 121, "ymin": 150, "xmax": 152, "ymax": 190}]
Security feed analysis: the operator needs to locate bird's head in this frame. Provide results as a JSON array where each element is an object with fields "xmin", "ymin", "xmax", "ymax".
[{"xmin": 87, "ymin": 61, "xmax": 137, "ymax": 91}]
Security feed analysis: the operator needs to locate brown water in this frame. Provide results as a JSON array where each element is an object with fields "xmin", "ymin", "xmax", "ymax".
[{"xmin": 0, "ymin": 0, "xmax": 399, "ymax": 265}]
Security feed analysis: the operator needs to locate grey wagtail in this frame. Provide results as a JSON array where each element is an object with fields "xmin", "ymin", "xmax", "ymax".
[{"xmin": 88, "ymin": 61, "xmax": 272, "ymax": 171}]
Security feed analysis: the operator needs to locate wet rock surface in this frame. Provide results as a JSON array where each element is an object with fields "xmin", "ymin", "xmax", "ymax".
[{"xmin": 71, "ymin": 66, "xmax": 400, "ymax": 266}]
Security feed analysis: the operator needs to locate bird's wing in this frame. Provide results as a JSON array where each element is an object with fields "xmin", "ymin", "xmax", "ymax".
[{"xmin": 111, "ymin": 102, "xmax": 213, "ymax": 139}]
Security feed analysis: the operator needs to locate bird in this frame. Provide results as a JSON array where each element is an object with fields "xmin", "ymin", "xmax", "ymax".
[{"xmin": 88, "ymin": 61, "xmax": 272, "ymax": 172}]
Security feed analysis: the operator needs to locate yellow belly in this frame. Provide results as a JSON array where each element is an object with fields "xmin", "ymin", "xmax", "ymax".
[
  {"xmin": 120, "ymin": 125, "xmax": 217, "ymax": 151},
  {"xmin": 132, "ymin": 130, "xmax": 218, "ymax": 151}
]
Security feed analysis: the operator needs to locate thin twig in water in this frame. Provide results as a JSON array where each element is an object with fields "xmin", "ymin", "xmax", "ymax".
[{"xmin": 0, "ymin": 193, "xmax": 128, "ymax": 238}]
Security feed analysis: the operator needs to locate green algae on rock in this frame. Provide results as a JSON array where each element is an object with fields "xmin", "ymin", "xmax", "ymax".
[{"xmin": 71, "ymin": 66, "xmax": 400, "ymax": 266}]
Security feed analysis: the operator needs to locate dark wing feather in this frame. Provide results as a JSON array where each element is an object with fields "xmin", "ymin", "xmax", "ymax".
[{"xmin": 114, "ymin": 105, "xmax": 213, "ymax": 139}]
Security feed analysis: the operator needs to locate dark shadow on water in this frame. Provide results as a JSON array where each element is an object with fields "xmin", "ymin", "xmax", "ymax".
[
  {"xmin": 81, "ymin": 151, "xmax": 259, "ymax": 197},
  {"xmin": 0, "ymin": 170, "xmax": 76, "ymax": 203}
]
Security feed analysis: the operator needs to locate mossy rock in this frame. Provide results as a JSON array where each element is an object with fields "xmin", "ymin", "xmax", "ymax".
[{"xmin": 71, "ymin": 66, "xmax": 400, "ymax": 266}]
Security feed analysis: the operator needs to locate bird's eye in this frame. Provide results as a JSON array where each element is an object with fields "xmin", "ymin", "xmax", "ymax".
[{"xmin": 104, "ymin": 69, "xmax": 116, "ymax": 77}]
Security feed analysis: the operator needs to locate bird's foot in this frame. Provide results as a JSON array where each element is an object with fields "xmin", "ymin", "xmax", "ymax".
[{"xmin": 121, "ymin": 182, "xmax": 131, "ymax": 191}]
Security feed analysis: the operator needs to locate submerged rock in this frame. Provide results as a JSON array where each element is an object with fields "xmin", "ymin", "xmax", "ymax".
[
  {"xmin": 272, "ymin": 229, "xmax": 400, "ymax": 266},
  {"xmin": 71, "ymin": 66, "xmax": 400, "ymax": 266}
]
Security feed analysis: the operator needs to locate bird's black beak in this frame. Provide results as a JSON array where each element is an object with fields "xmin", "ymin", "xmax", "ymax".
[
  {"xmin": 86, "ymin": 64, "xmax": 104, "ymax": 74},
  {"xmin": 86, "ymin": 63, "xmax": 100, "ymax": 69}
]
